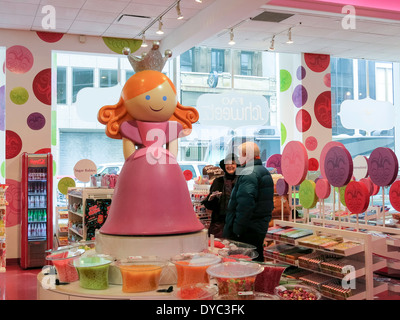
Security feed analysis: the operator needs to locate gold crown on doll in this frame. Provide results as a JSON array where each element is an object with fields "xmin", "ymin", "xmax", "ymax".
[{"xmin": 122, "ymin": 41, "xmax": 172, "ymax": 73}]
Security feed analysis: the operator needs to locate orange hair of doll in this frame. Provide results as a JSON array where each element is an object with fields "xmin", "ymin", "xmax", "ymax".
[{"xmin": 98, "ymin": 70, "xmax": 199, "ymax": 139}]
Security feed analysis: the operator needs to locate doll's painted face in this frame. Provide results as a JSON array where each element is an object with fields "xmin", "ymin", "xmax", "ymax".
[{"xmin": 125, "ymin": 80, "xmax": 177, "ymax": 122}]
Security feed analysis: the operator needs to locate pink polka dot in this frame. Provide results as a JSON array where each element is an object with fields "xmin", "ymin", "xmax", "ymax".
[
  {"xmin": 5, "ymin": 178, "xmax": 21, "ymax": 227},
  {"xmin": 6, "ymin": 130, "xmax": 22, "ymax": 159},
  {"xmin": 305, "ymin": 136, "xmax": 318, "ymax": 151},
  {"xmin": 296, "ymin": 109, "xmax": 312, "ymax": 132},
  {"xmin": 6, "ymin": 45, "xmax": 34, "ymax": 74},
  {"xmin": 324, "ymin": 73, "xmax": 331, "ymax": 87},
  {"xmin": 32, "ymin": 68, "xmax": 51, "ymax": 105}
]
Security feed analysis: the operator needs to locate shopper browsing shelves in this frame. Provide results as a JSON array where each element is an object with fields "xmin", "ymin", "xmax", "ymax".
[
  {"xmin": 223, "ymin": 142, "xmax": 274, "ymax": 262},
  {"xmin": 202, "ymin": 153, "xmax": 239, "ymax": 237}
]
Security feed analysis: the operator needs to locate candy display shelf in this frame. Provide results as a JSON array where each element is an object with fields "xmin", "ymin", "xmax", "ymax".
[
  {"xmin": 270, "ymin": 220, "xmax": 387, "ymax": 300},
  {"xmin": 67, "ymin": 187, "xmax": 113, "ymax": 243}
]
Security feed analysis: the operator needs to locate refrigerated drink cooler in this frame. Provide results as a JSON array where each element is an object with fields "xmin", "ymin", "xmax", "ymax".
[{"xmin": 20, "ymin": 153, "xmax": 53, "ymax": 269}]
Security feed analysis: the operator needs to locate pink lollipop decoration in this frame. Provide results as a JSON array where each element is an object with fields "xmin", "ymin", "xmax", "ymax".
[
  {"xmin": 319, "ymin": 141, "xmax": 345, "ymax": 179},
  {"xmin": 389, "ymin": 180, "xmax": 400, "ymax": 212},
  {"xmin": 360, "ymin": 178, "xmax": 373, "ymax": 196},
  {"xmin": 276, "ymin": 178, "xmax": 288, "ymax": 196},
  {"xmin": 368, "ymin": 147, "xmax": 398, "ymax": 187},
  {"xmin": 266, "ymin": 154, "xmax": 282, "ymax": 174},
  {"xmin": 324, "ymin": 145, "xmax": 353, "ymax": 187},
  {"xmin": 281, "ymin": 141, "xmax": 308, "ymax": 186},
  {"xmin": 315, "ymin": 178, "xmax": 331, "ymax": 199},
  {"xmin": 345, "ymin": 181, "xmax": 370, "ymax": 214}
]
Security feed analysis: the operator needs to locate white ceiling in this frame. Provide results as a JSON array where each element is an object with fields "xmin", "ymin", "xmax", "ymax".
[{"xmin": 1, "ymin": 0, "xmax": 400, "ymax": 62}]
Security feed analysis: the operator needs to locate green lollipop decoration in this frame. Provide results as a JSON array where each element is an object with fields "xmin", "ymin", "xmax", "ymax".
[{"xmin": 299, "ymin": 180, "xmax": 318, "ymax": 209}]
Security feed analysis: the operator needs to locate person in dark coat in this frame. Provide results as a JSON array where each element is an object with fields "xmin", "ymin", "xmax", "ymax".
[
  {"xmin": 223, "ymin": 142, "xmax": 274, "ymax": 262},
  {"xmin": 202, "ymin": 153, "xmax": 239, "ymax": 237}
]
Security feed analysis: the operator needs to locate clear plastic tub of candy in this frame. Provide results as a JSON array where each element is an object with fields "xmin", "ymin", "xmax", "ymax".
[
  {"xmin": 174, "ymin": 283, "xmax": 218, "ymax": 300},
  {"xmin": 206, "ymin": 262, "xmax": 264, "ymax": 299},
  {"xmin": 171, "ymin": 252, "xmax": 221, "ymax": 288},
  {"xmin": 72, "ymin": 254, "xmax": 113, "ymax": 290},
  {"xmin": 215, "ymin": 292, "xmax": 280, "ymax": 300},
  {"xmin": 116, "ymin": 256, "xmax": 168, "ymax": 293},
  {"xmin": 274, "ymin": 284, "xmax": 322, "ymax": 300},
  {"xmin": 45, "ymin": 246, "xmax": 85, "ymax": 283}
]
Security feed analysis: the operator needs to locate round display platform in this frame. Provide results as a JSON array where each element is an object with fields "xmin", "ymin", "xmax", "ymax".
[{"xmin": 95, "ymin": 228, "xmax": 209, "ymax": 285}]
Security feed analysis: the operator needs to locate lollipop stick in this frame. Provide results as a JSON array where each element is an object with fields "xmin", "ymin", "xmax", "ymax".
[
  {"xmin": 382, "ymin": 187, "xmax": 385, "ymax": 228},
  {"xmin": 322, "ymin": 199, "xmax": 325, "ymax": 227},
  {"xmin": 281, "ymin": 196, "xmax": 284, "ymax": 221},
  {"xmin": 333, "ymin": 186, "xmax": 336, "ymax": 224},
  {"xmin": 338, "ymin": 189, "xmax": 341, "ymax": 230},
  {"xmin": 356, "ymin": 214, "xmax": 359, "ymax": 232}
]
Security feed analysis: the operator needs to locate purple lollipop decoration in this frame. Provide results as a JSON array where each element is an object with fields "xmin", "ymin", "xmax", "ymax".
[
  {"xmin": 368, "ymin": 147, "xmax": 398, "ymax": 187},
  {"xmin": 276, "ymin": 178, "xmax": 289, "ymax": 196},
  {"xmin": 324, "ymin": 146, "xmax": 353, "ymax": 187},
  {"xmin": 266, "ymin": 154, "xmax": 282, "ymax": 174}
]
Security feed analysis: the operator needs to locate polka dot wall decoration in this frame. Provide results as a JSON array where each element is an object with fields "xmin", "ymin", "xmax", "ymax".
[
  {"xmin": 6, "ymin": 45, "xmax": 34, "ymax": 74},
  {"xmin": 292, "ymin": 85, "xmax": 308, "ymax": 108},
  {"xmin": 304, "ymin": 53, "xmax": 330, "ymax": 73},
  {"xmin": 10, "ymin": 86, "xmax": 29, "ymax": 105},
  {"xmin": 35, "ymin": 148, "xmax": 51, "ymax": 154},
  {"xmin": 305, "ymin": 136, "xmax": 318, "ymax": 151},
  {"xmin": 32, "ymin": 68, "xmax": 51, "ymax": 105},
  {"xmin": 314, "ymin": 91, "xmax": 332, "ymax": 129},
  {"xmin": 295, "ymin": 109, "xmax": 312, "ymax": 132},
  {"xmin": 27, "ymin": 112, "xmax": 46, "ymax": 130},
  {"xmin": 5, "ymin": 178, "xmax": 21, "ymax": 227},
  {"xmin": 280, "ymin": 69, "xmax": 292, "ymax": 92},
  {"xmin": 36, "ymin": 31, "xmax": 64, "ymax": 43},
  {"xmin": 5, "ymin": 130, "xmax": 22, "ymax": 159}
]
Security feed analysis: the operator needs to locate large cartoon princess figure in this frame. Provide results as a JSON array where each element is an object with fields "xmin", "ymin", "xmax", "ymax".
[{"xmin": 97, "ymin": 68, "xmax": 204, "ymax": 235}]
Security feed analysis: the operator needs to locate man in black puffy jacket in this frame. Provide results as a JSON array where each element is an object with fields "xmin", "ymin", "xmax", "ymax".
[{"xmin": 223, "ymin": 142, "xmax": 274, "ymax": 262}]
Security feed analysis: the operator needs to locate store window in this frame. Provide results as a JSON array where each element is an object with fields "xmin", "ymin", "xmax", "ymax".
[
  {"xmin": 0, "ymin": 47, "xmax": 5, "ymax": 184},
  {"xmin": 180, "ymin": 48, "xmax": 194, "ymax": 72},
  {"xmin": 126, "ymin": 70, "xmax": 135, "ymax": 80},
  {"xmin": 211, "ymin": 49, "xmax": 225, "ymax": 73},
  {"xmin": 99, "ymin": 69, "xmax": 118, "ymax": 88},
  {"xmin": 72, "ymin": 68, "xmax": 94, "ymax": 103},
  {"xmin": 57, "ymin": 67, "xmax": 67, "ymax": 104},
  {"xmin": 240, "ymin": 51, "xmax": 254, "ymax": 76},
  {"xmin": 331, "ymin": 57, "xmax": 395, "ymax": 157}
]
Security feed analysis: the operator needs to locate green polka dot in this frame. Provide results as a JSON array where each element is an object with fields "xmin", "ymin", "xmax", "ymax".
[
  {"xmin": 299, "ymin": 180, "xmax": 318, "ymax": 209},
  {"xmin": 281, "ymin": 122, "xmax": 287, "ymax": 146},
  {"xmin": 53, "ymin": 160, "xmax": 56, "ymax": 176},
  {"xmin": 1, "ymin": 162, "xmax": 5, "ymax": 178},
  {"xmin": 102, "ymin": 37, "xmax": 142, "ymax": 54},
  {"xmin": 58, "ymin": 177, "xmax": 76, "ymax": 195},
  {"xmin": 10, "ymin": 87, "xmax": 29, "ymax": 105},
  {"xmin": 280, "ymin": 69, "xmax": 292, "ymax": 92},
  {"xmin": 51, "ymin": 110, "xmax": 57, "ymax": 146}
]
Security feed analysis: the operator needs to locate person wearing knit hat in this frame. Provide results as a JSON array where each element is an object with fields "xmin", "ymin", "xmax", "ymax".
[{"xmin": 202, "ymin": 153, "xmax": 239, "ymax": 237}]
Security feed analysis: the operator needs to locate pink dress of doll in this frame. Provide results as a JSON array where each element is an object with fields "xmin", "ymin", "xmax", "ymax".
[{"xmin": 99, "ymin": 119, "xmax": 204, "ymax": 235}]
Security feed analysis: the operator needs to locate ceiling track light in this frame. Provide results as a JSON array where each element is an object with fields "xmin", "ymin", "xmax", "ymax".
[
  {"xmin": 141, "ymin": 33, "xmax": 148, "ymax": 47},
  {"xmin": 195, "ymin": 0, "xmax": 202, "ymax": 3},
  {"xmin": 287, "ymin": 28, "xmax": 293, "ymax": 44},
  {"xmin": 156, "ymin": 18, "xmax": 164, "ymax": 34},
  {"xmin": 228, "ymin": 28, "xmax": 235, "ymax": 45},
  {"xmin": 176, "ymin": 1, "xmax": 184, "ymax": 19},
  {"xmin": 269, "ymin": 35, "xmax": 275, "ymax": 51}
]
